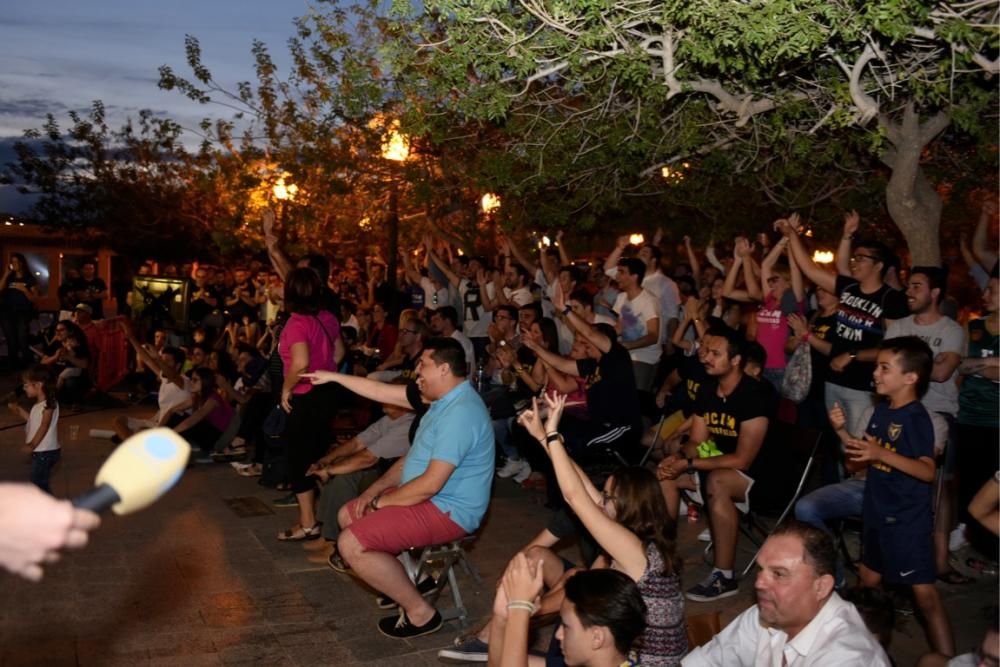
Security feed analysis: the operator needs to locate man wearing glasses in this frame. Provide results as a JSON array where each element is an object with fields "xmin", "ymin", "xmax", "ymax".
[{"xmin": 778, "ymin": 213, "xmax": 908, "ymax": 438}]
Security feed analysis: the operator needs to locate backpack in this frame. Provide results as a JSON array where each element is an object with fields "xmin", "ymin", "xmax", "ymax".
[{"xmin": 781, "ymin": 341, "xmax": 812, "ymax": 403}]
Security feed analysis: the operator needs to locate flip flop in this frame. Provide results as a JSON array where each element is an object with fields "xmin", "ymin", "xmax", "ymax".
[
  {"xmin": 937, "ymin": 569, "xmax": 975, "ymax": 585},
  {"xmin": 277, "ymin": 524, "xmax": 321, "ymax": 542}
]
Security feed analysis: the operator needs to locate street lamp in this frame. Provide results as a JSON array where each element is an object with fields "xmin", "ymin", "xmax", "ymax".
[
  {"xmin": 272, "ymin": 175, "xmax": 298, "ymax": 202},
  {"xmin": 481, "ymin": 193, "xmax": 501, "ymax": 215},
  {"xmin": 812, "ymin": 250, "xmax": 834, "ymax": 264},
  {"xmin": 379, "ymin": 120, "xmax": 410, "ymax": 310},
  {"xmin": 629, "ymin": 233, "xmax": 645, "ymax": 246}
]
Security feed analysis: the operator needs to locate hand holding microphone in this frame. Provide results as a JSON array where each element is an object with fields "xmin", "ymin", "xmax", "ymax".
[{"xmin": 0, "ymin": 429, "xmax": 190, "ymax": 581}]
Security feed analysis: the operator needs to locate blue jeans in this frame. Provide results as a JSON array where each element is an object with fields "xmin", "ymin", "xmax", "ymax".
[
  {"xmin": 31, "ymin": 449, "xmax": 61, "ymax": 494},
  {"xmin": 794, "ymin": 478, "xmax": 866, "ymax": 534},
  {"xmin": 824, "ymin": 382, "xmax": 874, "ymax": 437}
]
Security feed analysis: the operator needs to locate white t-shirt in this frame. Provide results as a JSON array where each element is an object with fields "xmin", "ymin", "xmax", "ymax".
[
  {"xmin": 459, "ymin": 278, "xmax": 494, "ymax": 339},
  {"xmin": 885, "ymin": 315, "xmax": 965, "ymax": 416},
  {"xmin": 504, "ymin": 285, "xmax": 533, "ymax": 307},
  {"xmin": 613, "ymin": 289, "xmax": 662, "ymax": 364},
  {"xmin": 642, "ymin": 270, "xmax": 681, "ymax": 338},
  {"xmin": 450, "ymin": 329, "xmax": 476, "ymax": 377},
  {"xmin": 157, "ymin": 374, "xmax": 192, "ymax": 422},
  {"xmin": 27, "ymin": 402, "xmax": 60, "ymax": 452}
]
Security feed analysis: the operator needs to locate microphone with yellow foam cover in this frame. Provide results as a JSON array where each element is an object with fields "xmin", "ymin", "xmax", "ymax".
[{"xmin": 72, "ymin": 428, "xmax": 191, "ymax": 514}]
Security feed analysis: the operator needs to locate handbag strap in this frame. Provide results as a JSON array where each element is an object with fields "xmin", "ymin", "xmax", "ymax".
[{"xmin": 313, "ymin": 314, "xmax": 338, "ymax": 362}]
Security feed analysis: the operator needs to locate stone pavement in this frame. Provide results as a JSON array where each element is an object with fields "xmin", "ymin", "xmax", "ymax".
[{"xmin": 0, "ymin": 386, "xmax": 994, "ymax": 666}]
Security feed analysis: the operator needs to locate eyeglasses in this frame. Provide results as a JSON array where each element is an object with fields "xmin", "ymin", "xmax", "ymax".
[{"xmin": 850, "ymin": 254, "xmax": 877, "ymax": 263}]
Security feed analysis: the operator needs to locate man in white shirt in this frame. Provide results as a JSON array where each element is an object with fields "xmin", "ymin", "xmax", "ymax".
[
  {"xmin": 430, "ymin": 306, "xmax": 475, "ymax": 377},
  {"xmin": 501, "ymin": 263, "xmax": 533, "ymax": 307},
  {"xmin": 683, "ymin": 521, "xmax": 890, "ymax": 667},
  {"xmin": 611, "ymin": 257, "xmax": 661, "ymax": 391},
  {"xmin": 604, "ymin": 236, "xmax": 681, "ymax": 348}
]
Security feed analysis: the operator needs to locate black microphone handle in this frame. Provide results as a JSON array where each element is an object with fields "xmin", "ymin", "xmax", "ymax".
[{"xmin": 72, "ymin": 484, "xmax": 121, "ymax": 514}]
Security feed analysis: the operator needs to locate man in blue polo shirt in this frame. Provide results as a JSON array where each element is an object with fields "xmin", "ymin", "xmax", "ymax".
[{"xmin": 303, "ymin": 337, "xmax": 494, "ymax": 639}]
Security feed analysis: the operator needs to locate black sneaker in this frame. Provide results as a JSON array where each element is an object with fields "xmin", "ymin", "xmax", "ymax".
[
  {"xmin": 376, "ymin": 576, "xmax": 437, "ymax": 609},
  {"xmin": 685, "ymin": 571, "xmax": 738, "ymax": 602},
  {"xmin": 437, "ymin": 636, "xmax": 489, "ymax": 662},
  {"xmin": 273, "ymin": 494, "xmax": 298, "ymax": 508},
  {"xmin": 377, "ymin": 609, "xmax": 442, "ymax": 639}
]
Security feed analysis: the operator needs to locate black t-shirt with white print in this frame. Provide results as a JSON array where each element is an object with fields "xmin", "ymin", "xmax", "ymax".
[
  {"xmin": 694, "ymin": 374, "xmax": 770, "ymax": 462},
  {"xmin": 576, "ymin": 341, "xmax": 640, "ymax": 427},
  {"xmin": 829, "ymin": 275, "xmax": 907, "ymax": 391}
]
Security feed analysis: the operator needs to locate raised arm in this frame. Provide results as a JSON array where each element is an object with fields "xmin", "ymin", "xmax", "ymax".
[
  {"xmin": 684, "ymin": 235, "xmax": 701, "ymax": 278},
  {"xmin": 504, "ymin": 235, "xmax": 540, "ymax": 278},
  {"xmin": 118, "ymin": 320, "xmax": 163, "ymax": 377},
  {"xmin": 556, "ymin": 230, "xmax": 570, "ymax": 267},
  {"xmin": 722, "ymin": 242, "xmax": 753, "ymax": 303},
  {"xmin": 973, "ymin": 200, "xmax": 998, "ymax": 270},
  {"xmin": 519, "ymin": 396, "xmax": 647, "ymax": 580},
  {"xmin": 705, "ymin": 241, "xmax": 727, "ymax": 276},
  {"xmin": 776, "ymin": 218, "xmax": 837, "ymax": 293},
  {"xmin": 424, "ymin": 237, "xmax": 461, "ymax": 287},
  {"xmin": 836, "ymin": 211, "xmax": 859, "ymax": 277},
  {"xmin": 603, "ymin": 236, "xmax": 629, "ymax": 275},
  {"xmin": 759, "ymin": 237, "xmax": 789, "ymax": 298},
  {"xmin": 549, "ymin": 282, "xmax": 611, "ymax": 356},
  {"xmin": 262, "ymin": 209, "xmax": 294, "ymax": 281}
]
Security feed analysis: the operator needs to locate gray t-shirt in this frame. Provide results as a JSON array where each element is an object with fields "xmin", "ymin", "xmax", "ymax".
[
  {"xmin": 886, "ymin": 315, "xmax": 965, "ymax": 416},
  {"xmin": 357, "ymin": 412, "xmax": 415, "ymax": 460}
]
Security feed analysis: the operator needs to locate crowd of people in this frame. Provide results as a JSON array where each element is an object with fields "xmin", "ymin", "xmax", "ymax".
[{"xmin": 1, "ymin": 201, "xmax": 998, "ymax": 666}]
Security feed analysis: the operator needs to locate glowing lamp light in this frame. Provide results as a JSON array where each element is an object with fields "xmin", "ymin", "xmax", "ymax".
[
  {"xmin": 541, "ymin": 235, "xmax": 552, "ymax": 247},
  {"xmin": 629, "ymin": 233, "xmax": 645, "ymax": 246},
  {"xmin": 272, "ymin": 176, "xmax": 298, "ymax": 201},
  {"xmin": 481, "ymin": 193, "xmax": 501, "ymax": 214},
  {"xmin": 381, "ymin": 123, "xmax": 410, "ymax": 162},
  {"xmin": 813, "ymin": 250, "xmax": 834, "ymax": 264},
  {"xmin": 358, "ymin": 216, "xmax": 372, "ymax": 231}
]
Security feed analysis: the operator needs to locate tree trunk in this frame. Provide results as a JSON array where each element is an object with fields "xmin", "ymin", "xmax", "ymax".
[{"xmin": 880, "ymin": 104, "xmax": 950, "ymax": 267}]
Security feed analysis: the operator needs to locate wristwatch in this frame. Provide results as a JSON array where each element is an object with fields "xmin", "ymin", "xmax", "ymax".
[
  {"xmin": 685, "ymin": 456, "xmax": 696, "ymax": 475},
  {"xmin": 370, "ymin": 494, "xmax": 381, "ymax": 511},
  {"xmin": 848, "ymin": 349, "xmax": 858, "ymax": 360}
]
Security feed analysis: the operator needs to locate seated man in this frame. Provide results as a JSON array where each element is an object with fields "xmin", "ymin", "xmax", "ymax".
[
  {"xmin": 657, "ymin": 326, "xmax": 770, "ymax": 601},
  {"xmin": 682, "ymin": 520, "xmax": 890, "ymax": 666},
  {"xmin": 369, "ymin": 316, "xmax": 429, "ymax": 383},
  {"xmin": 310, "ymin": 400, "xmax": 416, "ymax": 553},
  {"xmin": 113, "ymin": 319, "xmax": 191, "ymax": 440},
  {"xmin": 302, "ymin": 337, "xmax": 494, "ymax": 639}
]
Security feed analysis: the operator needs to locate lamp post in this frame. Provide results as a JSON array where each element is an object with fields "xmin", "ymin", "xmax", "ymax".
[{"xmin": 380, "ymin": 122, "xmax": 410, "ymax": 311}]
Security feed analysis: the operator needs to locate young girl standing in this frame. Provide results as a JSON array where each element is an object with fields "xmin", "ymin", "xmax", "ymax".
[{"xmin": 7, "ymin": 366, "xmax": 60, "ymax": 493}]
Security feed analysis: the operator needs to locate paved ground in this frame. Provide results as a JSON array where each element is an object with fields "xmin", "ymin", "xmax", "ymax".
[{"xmin": 0, "ymin": 385, "xmax": 994, "ymax": 666}]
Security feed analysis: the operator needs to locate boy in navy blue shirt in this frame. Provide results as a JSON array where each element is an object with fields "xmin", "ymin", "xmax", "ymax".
[{"xmin": 831, "ymin": 335, "xmax": 954, "ymax": 656}]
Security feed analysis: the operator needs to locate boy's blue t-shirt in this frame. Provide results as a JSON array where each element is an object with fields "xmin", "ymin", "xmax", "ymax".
[{"xmin": 862, "ymin": 400, "xmax": 935, "ymax": 531}]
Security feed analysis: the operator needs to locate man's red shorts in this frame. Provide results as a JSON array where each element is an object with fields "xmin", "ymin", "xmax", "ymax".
[{"xmin": 344, "ymin": 491, "xmax": 467, "ymax": 554}]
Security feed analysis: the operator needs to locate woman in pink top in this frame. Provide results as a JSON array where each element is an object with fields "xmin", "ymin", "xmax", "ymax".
[
  {"xmin": 723, "ymin": 235, "xmax": 804, "ymax": 389},
  {"xmin": 277, "ymin": 268, "xmax": 344, "ymax": 542},
  {"xmin": 162, "ymin": 367, "xmax": 235, "ymax": 456}
]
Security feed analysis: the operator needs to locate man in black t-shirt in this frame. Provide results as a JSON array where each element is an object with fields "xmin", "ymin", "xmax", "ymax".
[
  {"xmin": 225, "ymin": 267, "xmax": 258, "ymax": 324},
  {"xmin": 524, "ymin": 288, "xmax": 640, "ymax": 455},
  {"xmin": 780, "ymin": 215, "xmax": 907, "ymax": 438},
  {"xmin": 73, "ymin": 261, "xmax": 107, "ymax": 319},
  {"xmin": 657, "ymin": 327, "xmax": 770, "ymax": 602}
]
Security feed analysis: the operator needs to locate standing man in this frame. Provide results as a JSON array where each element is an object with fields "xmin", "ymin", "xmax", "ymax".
[
  {"xmin": 611, "ymin": 257, "xmax": 661, "ymax": 391},
  {"xmin": 778, "ymin": 215, "xmax": 907, "ymax": 439},
  {"xmin": 303, "ymin": 338, "xmax": 494, "ymax": 638},
  {"xmin": 73, "ymin": 260, "xmax": 108, "ymax": 319}
]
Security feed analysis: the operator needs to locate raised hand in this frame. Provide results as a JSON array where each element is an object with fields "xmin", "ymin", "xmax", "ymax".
[
  {"xmin": 516, "ymin": 397, "xmax": 547, "ymax": 443},
  {"xmin": 541, "ymin": 392, "xmax": 567, "ymax": 436},
  {"xmin": 828, "ymin": 401, "xmax": 847, "ymax": 432},
  {"xmin": 786, "ymin": 312, "xmax": 808, "ymax": 338},
  {"xmin": 842, "ymin": 210, "xmax": 860, "ymax": 236},
  {"xmin": 262, "ymin": 208, "xmax": 276, "ymax": 238},
  {"xmin": 845, "ymin": 433, "xmax": 882, "ymax": 464},
  {"xmin": 501, "ymin": 552, "xmax": 544, "ymax": 611}
]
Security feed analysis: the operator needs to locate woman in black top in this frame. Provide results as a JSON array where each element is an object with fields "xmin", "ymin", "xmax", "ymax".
[{"xmin": 0, "ymin": 253, "xmax": 39, "ymax": 369}]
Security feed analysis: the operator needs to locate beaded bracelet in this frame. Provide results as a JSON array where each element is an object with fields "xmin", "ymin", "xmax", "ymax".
[{"xmin": 506, "ymin": 600, "xmax": 537, "ymax": 614}]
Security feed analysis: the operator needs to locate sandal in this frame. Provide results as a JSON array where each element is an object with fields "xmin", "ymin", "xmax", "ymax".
[
  {"xmin": 277, "ymin": 524, "xmax": 321, "ymax": 542},
  {"xmin": 937, "ymin": 569, "xmax": 975, "ymax": 585}
]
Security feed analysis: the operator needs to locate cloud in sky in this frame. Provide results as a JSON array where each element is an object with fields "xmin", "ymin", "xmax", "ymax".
[{"xmin": 0, "ymin": 1, "xmax": 308, "ymax": 212}]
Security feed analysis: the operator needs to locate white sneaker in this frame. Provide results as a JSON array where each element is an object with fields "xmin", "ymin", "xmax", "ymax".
[
  {"xmin": 512, "ymin": 461, "xmax": 533, "ymax": 484},
  {"xmin": 949, "ymin": 523, "xmax": 968, "ymax": 552},
  {"xmin": 697, "ymin": 528, "xmax": 711, "ymax": 542},
  {"xmin": 496, "ymin": 458, "xmax": 524, "ymax": 478}
]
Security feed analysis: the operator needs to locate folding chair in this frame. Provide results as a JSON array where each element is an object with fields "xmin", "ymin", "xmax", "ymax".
[
  {"xmin": 398, "ymin": 535, "xmax": 482, "ymax": 626},
  {"xmin": 699, "ymin": 423, "xmax": 822, "ymax": 577}
]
